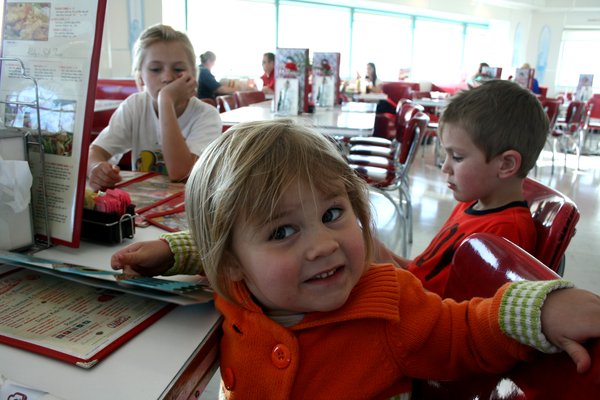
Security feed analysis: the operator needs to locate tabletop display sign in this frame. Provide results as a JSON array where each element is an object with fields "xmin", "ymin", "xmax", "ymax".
[
  {"xmin": 514, "ymin": 67, "xmax": 534, "ymax": 90},
  {"xmin": 0, "ymin": 0, "xmax": 107, "ymax": 248},
  {"xmin": 275, "ymin": 48, "xmax": 309, "ymax": 115},
  {"xmin": 0, "ymin": 267, "xmax": 174, "ymax": 368},
  {"xmin": 312, "ymin": 52, "xmax": 340, "ymax": 109},
  {"xmin": 575, "ymin": 74, "xmax": 594, "ymax": 101},
  {"xmin": 481, "ymin": 66, "xmax": 502, "ymax": 80}
]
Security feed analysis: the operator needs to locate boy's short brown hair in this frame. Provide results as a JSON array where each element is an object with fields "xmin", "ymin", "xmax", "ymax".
[{"xmin": 440, "ymin": 80, "xmax": 548, "ymax": 177}]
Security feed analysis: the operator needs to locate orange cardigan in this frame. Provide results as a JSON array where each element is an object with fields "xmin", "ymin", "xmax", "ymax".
[{"xmin": 215, "ymin": 264, "xmax": 534, "ymax": 400}]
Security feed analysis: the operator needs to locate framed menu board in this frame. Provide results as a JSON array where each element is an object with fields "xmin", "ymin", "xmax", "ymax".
[{"xmin": 0, "ymin": 0, "xmax": 107, "ymax": 247}]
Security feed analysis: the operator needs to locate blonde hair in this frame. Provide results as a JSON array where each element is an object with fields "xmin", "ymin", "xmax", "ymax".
[
  {"xmin": 131, "ymin": 24, "xmax": 197, "ymax": 89},
  {"xmin": 185, "ymin": 120, "xmax": 374, "ymax": 302}
]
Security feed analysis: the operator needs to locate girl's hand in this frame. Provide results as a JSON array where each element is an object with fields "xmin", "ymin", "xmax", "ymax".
[
  {"xmin": 111, "ymin": 239, "xmax": 174, "ymax": 277},
  {"xmin": 158, "ymin": 72, "xmax": 197, "ymax": 110},
  {"xmin": 541, "ymin": 287, "xmax": 600, "ymax": 373},
  {"xmin": 88, "ymin": 161, "xmax": 121, "ymax": 191}
]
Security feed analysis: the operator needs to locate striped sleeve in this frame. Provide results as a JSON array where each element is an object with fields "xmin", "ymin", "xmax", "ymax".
[
  {"xmin": 160, "ymin": 231, "xmax": 204, "ymax": 275},
  {"xmin": 499, "ymin": 279, "xmax": 574, "ymax": 353}
]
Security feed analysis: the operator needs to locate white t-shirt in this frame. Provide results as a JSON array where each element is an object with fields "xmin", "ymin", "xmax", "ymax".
[{"xmin": 93, "ymin": 92, "xmax": 222, "ymax": 170}]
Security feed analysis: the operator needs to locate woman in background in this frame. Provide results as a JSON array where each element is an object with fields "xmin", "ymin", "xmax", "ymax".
[{"xmin": 197, "ymin": 51, "xmax": 236, "ymax": 100}]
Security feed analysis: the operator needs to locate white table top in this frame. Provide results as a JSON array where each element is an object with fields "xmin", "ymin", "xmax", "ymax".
[
  {"xmin": 0, "ymin": 226, "xmax": 222, "ymax": 400},
  {"xmin": 411, "ymin": 97, "xmax": 449, "ymax": 108},
  {"xmin": 94, "ymin": 99, "xmax": 123, "ymax": 112},
  {"xmin": 220, "ymin": 101, "xmax": 375, "ymax": 137}
]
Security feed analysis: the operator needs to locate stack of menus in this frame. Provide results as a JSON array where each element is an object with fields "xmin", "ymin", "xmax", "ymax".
[{"xmin": 0, "ymin": 0, "xmax": 107, "ymax": 247}]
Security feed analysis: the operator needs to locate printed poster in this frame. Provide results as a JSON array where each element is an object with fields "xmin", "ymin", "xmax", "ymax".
[
  {"xmin": 275, "ymin": 48, "xmax": 308, "ymax": 115},
  {"xmin": 312, "ymin": 52, "xmax": 340, "ymax": 109},
  {"xmin": 0, "ymin": 0, "xmax": 107, "ymax": 247},
  {"xmin": 575, "ymin": 74, "xmax": 593, "ymax": 101}
]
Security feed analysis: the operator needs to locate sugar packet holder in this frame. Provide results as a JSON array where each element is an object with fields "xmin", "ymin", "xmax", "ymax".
[{"xmin": 81, "ymin": 189, "xmax": 136, "ymax": 244}]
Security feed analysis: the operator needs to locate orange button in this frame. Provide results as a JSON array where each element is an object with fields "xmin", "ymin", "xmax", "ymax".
[
  {"xmin": 222, "ymin": 367, "xmax": 235, "ymax": 390},
  {"xmin": 271, "ymin": 344, "xmax": 291, "ymax": 368}
]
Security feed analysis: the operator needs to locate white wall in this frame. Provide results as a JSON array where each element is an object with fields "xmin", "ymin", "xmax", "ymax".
[{"xmin": 98, "ymin": 0, "xmax": 162, "ymax": 78}]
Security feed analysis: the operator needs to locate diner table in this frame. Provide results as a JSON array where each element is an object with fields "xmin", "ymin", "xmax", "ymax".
[
  {"xmin": 0, "ymin": 225, "xmax": 222, "ymax": 400},
  {"xmin": 221, "ymin": 100, "xmax": 375, "ymax": 137}
]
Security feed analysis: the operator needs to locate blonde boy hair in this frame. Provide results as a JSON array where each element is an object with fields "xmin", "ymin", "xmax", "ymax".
[
  {"xmin": 131, "ymin": 24, "xmax": 198, "ymax": 89},
  {"xmin": 185, "ymin": 120, "xmax": 374, "ymax": 302},
  {"xmin": 440, "ymin": 79, "xmax": 548, "ymax": 177}
]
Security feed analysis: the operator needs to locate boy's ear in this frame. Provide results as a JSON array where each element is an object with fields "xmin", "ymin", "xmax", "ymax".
[{"xmin": 497, "ymin": 149, "xmax": 522, "ymax": 178}]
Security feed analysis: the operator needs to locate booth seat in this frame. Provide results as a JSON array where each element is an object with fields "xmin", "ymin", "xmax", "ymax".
[
  {"xmin": 95, "ymin": 78, "xmax": 139, "ymax": 100},
  {"xmin": 92, "ymin": 78, "xmax": 139, "ymax": 170},
  {"xmin": 430, "ymin": 82, "xmax": 468, "ymax": 94}
]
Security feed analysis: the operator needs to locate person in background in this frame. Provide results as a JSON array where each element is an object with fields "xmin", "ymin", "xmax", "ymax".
[
  {"xmin": 467, "ymin": 61, "xmax": 490, "ymax": 88},
  {"xmin": 521, "ymin": 62, "xmax": 541, "ymax": 94},
  {"xmin": 260, "ymin": 52, "xmax": 275, "ymax": 94},
  {"xmin": 110, "ymin": 119, "xmax": 600, "ymax": 399},
  {"xmin": 87, "ymin": 24, "xmax": 222, "ymax": 192},
  {"xmin": 197, "ymin": 51, "xmax": 236, "ymax": 100},
  {"xmin": 358, "ymin": 62, "xmax": 382, "ymax": 93}
]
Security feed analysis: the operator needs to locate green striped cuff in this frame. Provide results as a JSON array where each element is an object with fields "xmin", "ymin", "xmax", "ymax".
[
  {"xmin": 160, "ymin": 231, "xmax": 203, "ymax": 276},
  {"xmin": 499, "ymin": 279, "xmax": 574, "ymax": 353}
]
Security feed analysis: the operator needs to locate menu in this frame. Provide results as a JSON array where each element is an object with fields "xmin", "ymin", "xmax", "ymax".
[
  {"xmin": 0, "ymin": 267, "xmax": 173, "ymax": 368},
  {"xmin": 575, "ymin": 74, "xmax": 594, "ymax": 101},
  {"xmin": 514, "ymin": 67, "xmax": 534, "ymax": 90},
  {"xmin": 274, "ymin": 48, "xmax": 309, "ymax": 115},
  {"xmin": 312, "ymin": 52, "xmax": 340, "ymax": 109},
  {"xmin": 0, "ymin": 0, "xmax": 107, "ymax": 247}
]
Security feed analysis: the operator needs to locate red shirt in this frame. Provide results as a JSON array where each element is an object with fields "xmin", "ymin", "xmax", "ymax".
[
  {"xmin": 408, "ymin": 200, "xmax": 536, "ymax": 296},
  {"xmin": 261, "ymin": 72, "xmax": 274, "ymax": 90}
]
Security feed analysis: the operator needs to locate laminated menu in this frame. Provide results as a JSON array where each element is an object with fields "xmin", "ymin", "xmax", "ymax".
[
  {"xmin": 0, "ymin": 267, "xmax": 174, "ymax": 368},
  {"xmin": 0, "ymin": 1, "xmax": 107, "ymax": 247},
  {"xmin": 0, "ymin": 250, "xmax": 213, "ymax": 305}
]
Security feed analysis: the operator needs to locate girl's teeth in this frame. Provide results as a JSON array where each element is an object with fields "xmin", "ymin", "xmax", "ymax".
[{"xmin": 315, "ymin": 269, "xmax": 336, "ymax": 279}]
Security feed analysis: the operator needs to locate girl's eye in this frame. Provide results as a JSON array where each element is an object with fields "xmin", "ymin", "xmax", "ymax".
[
  {"xmin": 270, "ymin": 225, "xmax": 296, "ymax": 241},
  {"xmin": 452, "ymin": 156, "xmax": 464, "ymax": 162},
  {"xmin": 323, "ymin": 207, "xmax": 342, "ymax": 223},
  {"xmin": 149, "ymin": 68, "xmax": 161, "ymax": 73},
  {"xmin": 174, "ymin": 67, "xmax": 186, "ymax": 73}
]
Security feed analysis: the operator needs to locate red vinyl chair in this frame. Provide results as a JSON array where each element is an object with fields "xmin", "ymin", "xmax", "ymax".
[
  {"xmin": 381, "ymin": 81, "xmax": 420, "ymax": 104},
  {"xmin": 233, "ymin": 90, "xmax": 266, "ymax": 107},
  {"xmin": 216, "ymin": 94, "xmax": 237, "ymax": 113},
  {"xmin": 536, "ymin": 97, "xmax": 562, "ymax": 175},
  {"xmin": 522, "ymin": 177, "xmax": 580, "ymax": 276},
  {"xmin": 551, "ymin": 100, "xmax": 587, "ymax": 171},
  {"xmin": 415, "ymin": 232, "xmax": 600, "ymax": 400},
  {"xmin": 347, "ymin": 111, "xmax": 429, "ymax": 256}
]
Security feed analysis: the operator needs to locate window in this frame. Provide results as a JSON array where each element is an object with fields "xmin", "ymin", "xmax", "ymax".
[
  {"xmin": 278, "ymin": 2, "xmax": 351, "ymax": 78},
  {"xmin": 186, "ymin": 0, "xmax": 276, "ymax": 79},
  {"xmin": 556, "ymin": 30, "xmax": 600, "ymax": 93},
  {"xmin": 170, "ymin": 0, "xmax": 492, "ymax": 84},
  {"xmin": 351, "ymin": 12, "xmax": 413, "ymax": 82},
  {"xmin": 411, "ymin": 19, "xmax": 464, "ymax": 83}
]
